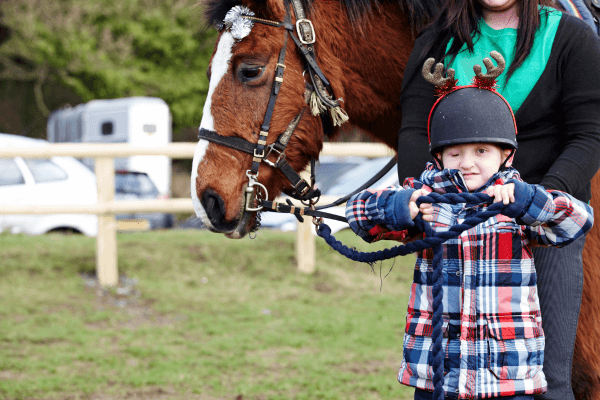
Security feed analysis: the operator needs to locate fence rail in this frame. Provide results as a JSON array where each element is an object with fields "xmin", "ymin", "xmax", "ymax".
[{"xmin": 0, "ymin": 142, "xmax": 394, "ymax": 285}]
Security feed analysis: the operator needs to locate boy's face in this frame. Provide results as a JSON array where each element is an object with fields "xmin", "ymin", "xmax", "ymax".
[{"xmin": 439, "ymin": 143, "xmax": 512, "ymax": 191}]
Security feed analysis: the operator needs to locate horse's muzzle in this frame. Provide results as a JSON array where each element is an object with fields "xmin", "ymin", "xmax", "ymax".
[
  {"xmin": 200, "ymin": 188, "xmax": 255, "ymax": 238},
  {"xmin": 201, "ymin": 189, "xmax": 240, "ymax": 233}
]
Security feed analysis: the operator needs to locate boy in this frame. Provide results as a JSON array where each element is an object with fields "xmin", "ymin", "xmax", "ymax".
[{"xmin": 345, "ymin": 55, "xmax": 593, "ymax": 399}]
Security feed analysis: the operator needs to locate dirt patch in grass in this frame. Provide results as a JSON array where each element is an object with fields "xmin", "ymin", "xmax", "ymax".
[
  {"xmin": 81, "ymin": 274, "xmax": 187, "ymax": 330},
  {"xmin": 87, "ymin": 387, "xmax": 177, "ymax": 400},
  {"xmin": 0, "ymin": 370, "xmax": 28, "ymax": 381},
  {"xmin": 338, "ymin": 351, "xmax": 401, "ymax": 376}
]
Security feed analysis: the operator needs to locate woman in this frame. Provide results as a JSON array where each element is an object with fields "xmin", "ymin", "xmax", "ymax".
[{"xmin": 397, "ymin": 0, "xmax": 600, "ymax": 399}]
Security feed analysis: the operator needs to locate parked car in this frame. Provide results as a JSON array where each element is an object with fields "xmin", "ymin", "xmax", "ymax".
[
  {"xmin": 0, "ymin": 133, "xmax": 98, "ymax": 236},
  {"xmin": 259, "ymin": 156, "xmax": 399, "ymax": 234},
  {"xmin": 114, "ymin": 170, "xmax": 174, "ymax": 230},
  {"xmin": 0, "ymin": 133, "xmax": 173, "ymax": 236}
]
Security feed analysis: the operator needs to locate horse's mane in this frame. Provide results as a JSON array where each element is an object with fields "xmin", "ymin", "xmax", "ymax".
[{"xmin": 202, "ymin": 0, "xmax": 441, "ymax": 33}]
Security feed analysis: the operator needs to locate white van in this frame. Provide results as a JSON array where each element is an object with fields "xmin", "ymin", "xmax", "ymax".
[{"xmin": 47, "ymin": 97, "xmax": 172, "ymax": 195}]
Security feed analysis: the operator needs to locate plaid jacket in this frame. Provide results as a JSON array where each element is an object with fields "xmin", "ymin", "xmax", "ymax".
[{"xmin": 346, "ymin": 163, "xmax": 593, "ymax": 399}]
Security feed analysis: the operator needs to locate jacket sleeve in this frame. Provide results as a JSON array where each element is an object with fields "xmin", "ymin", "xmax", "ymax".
[
  {"xmin": 520, "ymin": 186, "xmax": 594, "ymax": 246},
  {"xmin": 345, "ymin": 186, "xmax": 416, "ymax": 243}
]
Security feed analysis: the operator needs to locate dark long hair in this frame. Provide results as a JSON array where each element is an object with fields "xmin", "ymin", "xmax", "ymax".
[{"xmin": 421, "ymin": 0, "xmax": 556, "ymax": 82}]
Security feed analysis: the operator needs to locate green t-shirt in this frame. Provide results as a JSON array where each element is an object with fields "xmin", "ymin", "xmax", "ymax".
[{"xmin": 446, "ymin": 7, "xmax": 562, "ymax": 113}]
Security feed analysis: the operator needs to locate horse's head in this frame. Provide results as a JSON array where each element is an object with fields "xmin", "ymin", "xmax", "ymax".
[
  {"xmin": 192, "ymin": 0, "xmax": 335, "ymax": 238},
  {"xmin": 192, "ymin": 0, "xmax": 436, "ymax": 238}
]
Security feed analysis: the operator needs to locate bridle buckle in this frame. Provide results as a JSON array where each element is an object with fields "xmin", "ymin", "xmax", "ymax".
[
  {"xmin": 263, "ymin": 144, "xmax": 286, "ymax": 168},
  {"xmin": 296, "ymin": 19, "xmax": 315, "ymax": 45},
  {"xmin": 254, "ymin": 149, "xmax": 265, "ymax": 158}
]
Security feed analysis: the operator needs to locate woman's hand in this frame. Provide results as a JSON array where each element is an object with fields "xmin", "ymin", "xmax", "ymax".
[
  {"xmin": 409, "ymin": 188, "xmax": 433, "ymax": 221},
  {"xmin": 485, "ymin": 183, "xmax": 515, "ymax": 204}
]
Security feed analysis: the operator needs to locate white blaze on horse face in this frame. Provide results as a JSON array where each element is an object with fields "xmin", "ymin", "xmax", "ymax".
[{"xmin": 191, "ymin": 31, "xmax": 236, "ymax": 227}]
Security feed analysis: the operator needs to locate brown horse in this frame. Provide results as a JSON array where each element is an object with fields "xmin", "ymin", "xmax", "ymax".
[{"xmin": 191, "ymin": 0, "xmax": 600, "ymax": 396}]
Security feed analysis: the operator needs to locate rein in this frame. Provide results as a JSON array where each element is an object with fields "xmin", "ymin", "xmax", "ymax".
[{"xmin": 318, "ymin": 191, "xmax": 513, "ymax": 400}]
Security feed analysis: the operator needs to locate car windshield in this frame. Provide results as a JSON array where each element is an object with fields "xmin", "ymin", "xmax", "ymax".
[
  {"xmin": 324, "ymin": 157, "xmax": 398, "ymax": 196},
  {"xmin": 0, "ymin": 159, "xmax": 25, "ymax": 186},
  {"xmin": 24, "ymin": 159, "xmax": 68, "ymax": 183},
  {"xmin": 312, "ymin": 156, "xmax": 368, "ymax": 194},
  {"xmin": 115, "ymin": 173, "xmax": 159, "ymax": 196}
]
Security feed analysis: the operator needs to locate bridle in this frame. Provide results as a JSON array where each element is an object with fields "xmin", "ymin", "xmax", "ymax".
[
  {"xmin": 198, "ymin": 0, "xmax": 338, "ymax": 210},
  {"xmin": 198, "ymin": 0, "xmax": 397, "ymax": 225}
]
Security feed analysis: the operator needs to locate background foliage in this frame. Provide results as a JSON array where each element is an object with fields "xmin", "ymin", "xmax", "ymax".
[{"xmin": 0, "ymin": 0, "xmax": 217, "ymax": 141}]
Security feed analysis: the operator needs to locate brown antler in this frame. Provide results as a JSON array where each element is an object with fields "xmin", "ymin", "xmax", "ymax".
[
  {"xmin": 422, "ymin": 58, "xmax": 456, "ymax": 87},
  {"xmin": 423, "ymin": 58, "xmax": 457, "ymax": 96},
  {"xmin": 473, "ymin": 51, "xmax": 505, "ymax": 80}
]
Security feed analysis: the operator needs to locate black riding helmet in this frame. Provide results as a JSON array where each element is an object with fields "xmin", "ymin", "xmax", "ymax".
[
  {"xmin": 428, "ymin": 86, "xmax": 518, "ymax": 155},
  {"xmin": 423, "ymin": 51, "xmax": 518, "ymax": 169}
]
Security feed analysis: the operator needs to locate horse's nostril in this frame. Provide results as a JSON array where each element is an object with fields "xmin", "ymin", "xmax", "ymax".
[
  {"xmin": 201, "ymin": 189, "xmax": 237, "ymax": 231},
  {"xmin": 202, "ymin": 189, "xmax": 225, "ymax": 222}
]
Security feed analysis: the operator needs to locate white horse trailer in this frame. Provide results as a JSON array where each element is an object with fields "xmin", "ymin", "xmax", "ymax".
[{"xmin": 47, "ymin": 97, "xmax": 172, "ymax": 195}]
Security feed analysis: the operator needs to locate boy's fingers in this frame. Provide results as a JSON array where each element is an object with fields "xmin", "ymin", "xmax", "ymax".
[
  {"xmin": 420, "ymin": 204, "xmax": 433, "ymax": 214},
  {"xmin": 494, "ymin": 189, "xmax": 503, "ymax": 203},
  {"xmin": 409, "ymin": 201, "xmax": 419, "ymax": 220}
]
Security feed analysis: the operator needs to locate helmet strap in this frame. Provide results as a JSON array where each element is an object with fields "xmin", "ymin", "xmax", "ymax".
[{"xmin": 433, "ymin": 153, "xmax": 444, "ymax": 170}]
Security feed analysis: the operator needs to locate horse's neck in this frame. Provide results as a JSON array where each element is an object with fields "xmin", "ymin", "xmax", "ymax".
[{"xmin": 312, "ymin": 2, "xmax": 414, "ymax": 149}]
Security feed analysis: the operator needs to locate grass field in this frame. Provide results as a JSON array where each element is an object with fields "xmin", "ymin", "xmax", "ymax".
[{"xmin": 0, "ymin": 228, "xmax": 417, "ymax": 400}]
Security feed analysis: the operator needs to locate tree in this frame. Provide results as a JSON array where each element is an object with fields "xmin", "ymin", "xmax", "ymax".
[{"xmin": 0, "ymin": 0, "xmax": 217, "ymax": 140}]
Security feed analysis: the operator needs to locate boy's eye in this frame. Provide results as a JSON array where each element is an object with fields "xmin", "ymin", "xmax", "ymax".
[{"xmin": 476, "ymin": 148, "xmax": 487, "ymax": 154}]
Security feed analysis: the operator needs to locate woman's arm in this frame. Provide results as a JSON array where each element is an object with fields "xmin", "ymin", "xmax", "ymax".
[
  {"xmin": 539, "ymin": 17, "xmax": 600, "ymax": 196},
  {"xmin": 397, "ymin": 32, "xmax": 439, "ymax": 182}
]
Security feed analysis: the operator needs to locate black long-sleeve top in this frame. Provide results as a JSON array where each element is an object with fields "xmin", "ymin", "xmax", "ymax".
[{"xmin": 397, "ymin": 12, "xmax": 600, "ymax": 202}]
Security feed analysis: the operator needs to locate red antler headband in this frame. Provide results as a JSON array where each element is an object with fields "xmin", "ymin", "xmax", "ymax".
[
  {"xmin": 423, "ymin": 50, "xmax": 506, "ymax": 95},
  {"xmin": 423, "ymin": 51, "xmax": 517, "ymax": 145}
]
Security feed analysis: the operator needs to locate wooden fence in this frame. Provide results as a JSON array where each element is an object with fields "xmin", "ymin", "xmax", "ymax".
[{"xmin": 0, "ymin": 142, "xmax": 394, "ymax": 286}]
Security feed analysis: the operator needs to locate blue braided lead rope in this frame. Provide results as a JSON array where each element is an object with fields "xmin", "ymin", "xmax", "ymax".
[
  {"xmin": 316, "ymin": 192, "xmax": 507, "ymax": 264},
  {"xmin": 316, "ymin": 192, "xmax": 511, "ymax": 400},
  {"xmin": 431, "ymin": 241, "xmax": 445, "ymax": 400}
]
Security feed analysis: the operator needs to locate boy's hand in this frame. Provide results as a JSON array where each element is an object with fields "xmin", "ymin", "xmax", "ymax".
[
  {"xmin": 409, "ymin": 189, "xmax": 433, "ymax": 221},
  {"xmin": 485, "ymin": 183, "xmax": 515, "ymax": 205}
]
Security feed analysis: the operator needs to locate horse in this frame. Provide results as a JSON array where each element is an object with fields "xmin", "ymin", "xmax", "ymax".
[{"xmin": 190, "ymin": 0, "xmax": 600, "ymax": 397}]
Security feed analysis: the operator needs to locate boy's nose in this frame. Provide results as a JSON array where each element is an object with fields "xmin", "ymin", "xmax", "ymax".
[{"xmin": 459, "ymin": 155, "xmax": 475, "ymax": 169}]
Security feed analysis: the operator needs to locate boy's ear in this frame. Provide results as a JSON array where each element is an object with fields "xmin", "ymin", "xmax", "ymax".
[{"xmin": 503, "ymin": 148, "xmax": 513, "ymax": 167}]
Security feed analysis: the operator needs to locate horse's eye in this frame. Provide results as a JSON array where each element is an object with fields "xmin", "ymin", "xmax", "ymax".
[{"xmin": 239, "ymin": 66, "xmax": 264, "ymax": 82}]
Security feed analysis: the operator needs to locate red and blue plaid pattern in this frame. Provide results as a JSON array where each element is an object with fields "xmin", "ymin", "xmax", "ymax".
[{"xmin": 345, "ymin": 163, "xmax": 593, "ymax": 398}]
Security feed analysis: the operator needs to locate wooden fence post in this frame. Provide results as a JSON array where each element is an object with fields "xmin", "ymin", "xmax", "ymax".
[
  {"xmin": 296, "ymin": 170, "xmax": 316, "ymax": 273},
  {"xmin": 95, "ymin": 157, "xmax": 118, "ymax": 287}
]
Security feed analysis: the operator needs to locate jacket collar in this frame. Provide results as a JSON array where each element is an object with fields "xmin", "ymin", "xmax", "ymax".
[{"xmin": 418, "ymin": 161, "xmax": 521, "ymax": 194}]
